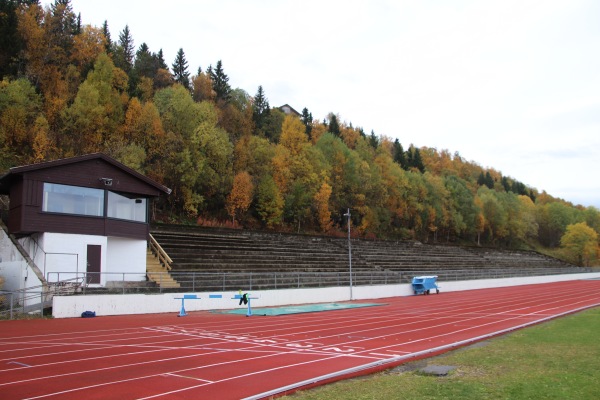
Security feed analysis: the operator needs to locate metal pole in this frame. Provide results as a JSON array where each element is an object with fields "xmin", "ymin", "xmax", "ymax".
[{"xmin": 344, "ymin": 208, "xmax": 353, "ymax": 300}]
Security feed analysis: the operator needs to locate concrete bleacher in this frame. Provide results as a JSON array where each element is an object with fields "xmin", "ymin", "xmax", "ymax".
[{"xmin": 149, "ymin": 224, "xmax": 579, "ymax": 291}]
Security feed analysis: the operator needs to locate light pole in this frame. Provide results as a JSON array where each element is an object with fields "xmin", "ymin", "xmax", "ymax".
[{"xmin": 343, "ymin": 208, "xmax": 353, "ymax": 300}]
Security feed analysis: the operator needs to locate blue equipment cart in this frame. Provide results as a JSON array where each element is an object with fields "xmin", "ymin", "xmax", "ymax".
[{"xmin": 412, "ymin": 275, "xmax": 440, "ymax": 295}]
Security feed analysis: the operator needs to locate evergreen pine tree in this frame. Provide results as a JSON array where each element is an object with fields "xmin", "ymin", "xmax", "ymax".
[
  {"xmin": 75, "ymin": 12, "xmax": 81, "ymax": 34},
  {"xmin": 101, "ymin": 21, "xmax": 113, "ymax": 54},
  {"xmin": 133, "ymin": 43, "xmax": 155, "ymax": 78},
  {"xmin": 252, "ymin": 85, "xmax": 270, "ymax": 135},
  {"xmin": 172, "ymin": 48, "xmax": 190, "ymax": 90},
  {"xmin": 0, "ymin": 0, "xmax": 21, "ymax": 78},
  {"xmin": 369, "ymin": 130, "xmax": 379, "ymax": 149},
  {"xmin": 156, "ymin": 49, "xmax": 168, "ymax": 70},
  {"xmin": 392, "ymin": 139, "xmax": 407, "ymax": 169},
  {"xmin": 301, "ymin": 107, "xmax": 312, "ymax": 136},
  {"xmin": 210, "ymin": 60, "xmax": 231, "ymax": 103},
  {"xmin": 114, "ymin": 25, "xmax": 134, "ymax": 73},
  {"xmin": 501, "ymin": 176, "xmax": 511, "ymax": 192},
  {"xmin": 413, "ymin": 147, "xmax": 425, "ymax": 172},
  {"xmin": 328, "ymin": 113, "xmax": 340, "ymax": 136},
  {"xmin": 47, "ymin": 0, "xmax": 78, "ymax": 65},
  {"xmin": 477, "ymin": 172, "xmax": 486, "ymax": 187},
  {"xmin": 484, "ymin": 171, "xmax": 494, "ymax": 189},
  {"xmin": 406, "ymin": 146, "xmax": 414, "ymax": 169}
]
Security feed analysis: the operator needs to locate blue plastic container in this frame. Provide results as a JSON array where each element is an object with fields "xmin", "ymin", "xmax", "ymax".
[{"xmin": 411, "ymin": 275, "xmax": 440, "ymax": 295}]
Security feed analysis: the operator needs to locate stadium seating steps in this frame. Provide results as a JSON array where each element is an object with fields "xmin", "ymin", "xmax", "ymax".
[{"xmin": 149, "ymin": 224, "xmax": 576, "ymax": 291}]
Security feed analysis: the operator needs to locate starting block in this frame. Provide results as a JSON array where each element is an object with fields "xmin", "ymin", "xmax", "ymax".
[
  {"xmin": 232, "ymin": 293, "xmax": 259, "ymax": 317},
  {"xmin": 174, "ymin": 294, "xmax": 201, "ymax": 317}
]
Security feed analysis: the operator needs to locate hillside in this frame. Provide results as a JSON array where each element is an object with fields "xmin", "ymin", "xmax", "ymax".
[{"xmin": 0, "ymin": 1, "xmax": 598, "ymax": 266}]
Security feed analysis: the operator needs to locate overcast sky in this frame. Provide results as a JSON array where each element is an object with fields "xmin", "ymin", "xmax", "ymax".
[{"xmin": 51, "ymin": 0, "xmax": 600, "ymax": 208}]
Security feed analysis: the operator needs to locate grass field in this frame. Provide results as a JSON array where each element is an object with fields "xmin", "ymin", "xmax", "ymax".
[{"xmin": 287, "ymin": 307, "xmax": 600, "ymax": 400}]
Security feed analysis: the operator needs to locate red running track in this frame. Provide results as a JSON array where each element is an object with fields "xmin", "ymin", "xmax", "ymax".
[{"xmin": 0, "ymin": 279, "xmax": 599, "ymax": 399}]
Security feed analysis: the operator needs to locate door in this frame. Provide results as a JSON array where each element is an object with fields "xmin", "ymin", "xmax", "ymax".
[{"xmin": 86, "ymin": 245, "xmax": 101, "ymax": 284}]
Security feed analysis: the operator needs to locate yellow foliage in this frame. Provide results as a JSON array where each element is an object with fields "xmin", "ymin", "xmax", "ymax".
[
  {"xmin": 280, "ymin": 115, "xmax": 308, "ymax": 156},
  {"xmin": 226, "ymin": 171, "xmax": 254, "ymax": 224},
  {"xmin": 314, "ymin": 181, "xmax": 333, "ymax": 232}
]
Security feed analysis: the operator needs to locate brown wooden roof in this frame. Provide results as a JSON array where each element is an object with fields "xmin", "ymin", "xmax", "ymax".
[{"xmin": 0, "ymin": 153, "xmax": 171, "ymax": 195}]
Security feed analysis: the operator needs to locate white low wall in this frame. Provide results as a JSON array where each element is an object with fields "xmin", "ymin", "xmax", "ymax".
[{"xmin": 52, "ymin": 272, "xmax": 600, "ymax": 318}]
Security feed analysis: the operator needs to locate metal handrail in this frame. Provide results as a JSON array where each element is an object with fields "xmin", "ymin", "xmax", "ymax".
[{"xmin": 39, "ymin": 267, "xmax": 597, "ymax": 296}]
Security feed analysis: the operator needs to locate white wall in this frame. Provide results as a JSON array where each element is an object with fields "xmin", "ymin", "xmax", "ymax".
[
  {"xmin": 51, "ymin": 272, "xmax": 600, "ymax": 318},
  {"xmin": 38, "ymin": 233, "xmax": 106, "ymax": 284},
  {"xmin": 106, "ymin": 237, "xmax": 147, "ymax": 281},
  {"xmin": 28, "ymin": 233, "xmax": 146, "ymax": 285}
]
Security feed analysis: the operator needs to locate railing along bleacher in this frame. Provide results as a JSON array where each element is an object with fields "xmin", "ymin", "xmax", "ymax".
[{"xmin": 41, "ymin": 267, "xmax": 596, "ymax": 296}]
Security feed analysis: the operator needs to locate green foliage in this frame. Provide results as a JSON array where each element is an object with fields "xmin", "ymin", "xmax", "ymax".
[
  {"xmin": 62, "ymin": 53, "xmax": 124, "ymax": 154},
  {"xmin": 256, "ymin": 175, "xmax": 283, "ymax": 228},
  {"xmin": 154, "ymin": 83, "xmax": 202, "ymax": 140},
  {"xmin": 0, "ymin": 77, "xmax": 42, "ymax": 163}
]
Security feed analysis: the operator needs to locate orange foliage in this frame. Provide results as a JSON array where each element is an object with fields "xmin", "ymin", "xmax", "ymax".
[
  {"xmin": 314, "ymin": 181, "xmax": 333, "ymax": 232},
  {"xmin": 226, "ymin": 171, "xmax": 254, "ymax": 224}
]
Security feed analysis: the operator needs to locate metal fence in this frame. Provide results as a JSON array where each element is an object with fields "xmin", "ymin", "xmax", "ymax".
[
  {"xmin": 0, "ymin": 287, "xmax": 47, "ymax": 319},
  {"xmin": 1, "ymin": 266, "xmax": 595, "ymax": 319},
  {"xmin": 48, "ymin": 266, "xmax": 595, "ymax": 294}
]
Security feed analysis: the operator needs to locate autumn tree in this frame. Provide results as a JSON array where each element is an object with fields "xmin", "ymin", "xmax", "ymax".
[
  {"xmin": 537, "ymin": 201, "xmax": 579, "ymax": 247},
  {"xmin": 218, "ymin": 88, "xmax": 253, "ymax": 142},
  {"xmin": 62, "ymin": 53, "xmax": 126, "ymax": 154},
  {"xmin": 0, "ymin": 77, "xmax": 42, "ymax": 160},
  {"xmin": 560, "ymin": 222, "xmax": 599, "ymax": 266},
  {"xmin": 31, "ymin": 115, "xmax": 54, "ymax": 163},
  {"xmin": 192, "ymin": 102, "xmax": 234, "ymax": 212},
  {"xmin": 226, "ymin": 171, "xmax": 254, "ymax": 225},
  {"xmin": 256, "ymin": 175, "xmax": 283, "ymax": 228},
  {"xmin": 17, "ymin": 2, "xmax": 73, "ymax": 133},
  {"xmin": 192, "ymin": 72, "xmax": 214, "ymax": 102},
  {"xmin": 234, "ymin": 134, "xmax": 275, "ymax": 181},
  {"xmin": 314, "ymin": 181, "xmax": 333, "ymax": 232},
  {"xmin": 262, "ymin": 107, "xmax": 285, "ymax": 142},
  {"xmin": 70, "ymin": 25, "xmax": 106, "ymax": 77}
]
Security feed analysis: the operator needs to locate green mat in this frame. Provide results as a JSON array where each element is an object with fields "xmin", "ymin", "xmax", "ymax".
[{"xmin": 213, "ymin": 302, "xmax": 384, "ymax": 316}]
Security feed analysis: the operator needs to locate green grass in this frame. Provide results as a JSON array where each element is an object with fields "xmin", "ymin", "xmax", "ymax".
[{"xmin": 286, "ymin": 307, "xmax": 600, "ymax": 400}]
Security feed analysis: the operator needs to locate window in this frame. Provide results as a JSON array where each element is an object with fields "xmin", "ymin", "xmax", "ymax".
[
  {"xmin": 107, "ymin": 191, "xmax": 147, "ymax": 223},
  {"xmin": 42, "ymin": 183, "xmax": 148, "ymax": 222},
  {"xmin": 43, "ymin": 183, "xmax": 104, "ymax": 217}
]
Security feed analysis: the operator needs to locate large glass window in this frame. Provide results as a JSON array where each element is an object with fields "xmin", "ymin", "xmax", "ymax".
[
  {"xmin": 107, "ymin": 191, "xmax": 147, "ymax": 223},
  {"xmin": 43, "ymin": 183, "xmax": 104, "ymax": 217}
]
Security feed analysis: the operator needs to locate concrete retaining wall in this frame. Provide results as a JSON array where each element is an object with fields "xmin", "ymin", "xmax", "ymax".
[{"xmin": 52, "ymin": 272, "xmax": 600, "ymax": 318}]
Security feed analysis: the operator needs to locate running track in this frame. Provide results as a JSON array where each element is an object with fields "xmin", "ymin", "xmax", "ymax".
[{"xmin": 1, "ymin": 280, "xmax": 599, "ymax": 399}]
